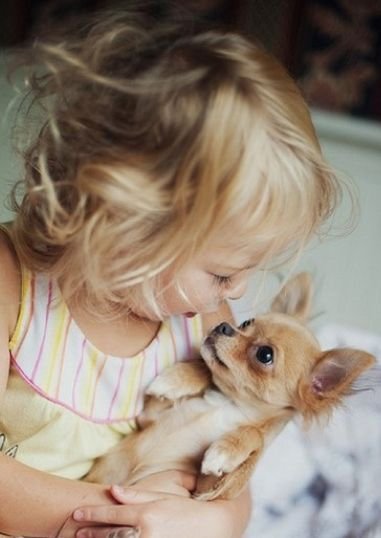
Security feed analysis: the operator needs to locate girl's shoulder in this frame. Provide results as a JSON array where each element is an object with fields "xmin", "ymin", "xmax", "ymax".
[{"xmin": 0, "ymin": 224, "xmax": 21, "ymax": 337}]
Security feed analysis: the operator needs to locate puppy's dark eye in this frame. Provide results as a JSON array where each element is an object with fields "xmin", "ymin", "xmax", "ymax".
[{"xmin": 256, "ymin": 346, "xmax": 274, "ymax": 365}]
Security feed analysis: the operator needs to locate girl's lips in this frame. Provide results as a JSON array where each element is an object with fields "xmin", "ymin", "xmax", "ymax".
[{"xmin": 185, "ymin": 312, "xmax": 196, "ymax": 318}]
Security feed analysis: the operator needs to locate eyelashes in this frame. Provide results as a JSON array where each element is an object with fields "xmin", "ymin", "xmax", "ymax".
[{"xmin": 212, "ymin": 274, "xmax": 233, "ymax": 287}]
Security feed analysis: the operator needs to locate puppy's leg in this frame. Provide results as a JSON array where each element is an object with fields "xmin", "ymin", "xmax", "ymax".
[
  {"xmin": 195, "ymin": 416, "xmax": 289, "ymax": 500},
  {"xmin": 84, "ymin": 432, "xmax": 139, "ymax": 485},
  {"xmin": 195, "ymin": 425, "xmax": 264, "ymax": 501},
  {"xmin": 146, "ymin": 358, "xmax": 211, "ymax": 401},
  {"xmin": 195, "ymin": 449, "xmax": 261, "ymax": 501},
  {"xmin": 200, "ymin": 425, "xmax": 264, "ymax": 479},
  {"xmin": 137, "ymin": 393, "xmax": 175, "ymax": 428}
]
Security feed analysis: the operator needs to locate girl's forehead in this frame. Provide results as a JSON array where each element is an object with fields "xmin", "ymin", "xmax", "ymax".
[
  {"xmin": 194, "ymin": 229, "xmax": 296, "ymax": 273},
  {"xmin": 195, "ymin": 243, "xmax": 257, "ymax": 270}
]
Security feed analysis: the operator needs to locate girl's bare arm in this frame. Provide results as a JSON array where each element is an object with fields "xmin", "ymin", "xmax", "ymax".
[
  {"xmin": 0, "ymin": 234, "xmax": 112, "ymax": 536},
  {"xmin": 0, "ymin": 454, "xmax": 115, "ymax": 537}
]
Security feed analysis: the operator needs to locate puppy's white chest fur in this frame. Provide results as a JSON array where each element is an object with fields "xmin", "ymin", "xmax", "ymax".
[
  {"xmin": 190, "ymin": 388, "xmax": 248, "ymax": 437},
  {"xmin": 134, "ymin": 389, "xmax": 250, "ymax": 475},
  {"xmin": 159, "ymin": 389, "xmax": 246, "ymax": 447}
]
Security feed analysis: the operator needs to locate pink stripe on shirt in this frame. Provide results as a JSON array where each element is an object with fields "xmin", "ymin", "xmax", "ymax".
[
  {"xmin": 12, "ymin": 275, "xmax": 35, "ymax": 356},
  {"xmin": 182, "ymin": 316, "xmax": 192, "ymax": 360},
  {"xmin": 72, "ymin": 337, "xmax": 87, "ymax": 408},
  {"xmin": 107, "ymin": 359, "xmax": 126, "ymax": 420},
  {"xmin": 54, "ymin": 316, "xmax": 72, "ymax": 398},
  {"xmin": 31, "ymin": 280, "xmax": 53, "ymax": 381},
  {"xmin": 90, "ymin": 354, "xmax": 108, "ymax": 417}
]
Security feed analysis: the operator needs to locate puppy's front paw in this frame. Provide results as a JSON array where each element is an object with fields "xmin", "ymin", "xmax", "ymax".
[
  {"xmin": 201, "ymin": 443, "xmax": 242, "ymax": 477},
  {"xmin": 147, "ymin": 360, "xmax": 210, "ymax": 401},
  {"xmin": 146, "ymin": 373, "xmax": 185, "ymax": 401}
]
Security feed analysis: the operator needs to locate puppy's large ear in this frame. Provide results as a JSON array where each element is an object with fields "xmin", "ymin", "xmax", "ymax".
[
  {"xmin": 271, "ymin": 272, "xmax": 313, "ymax": 322},
  {"xmin": 296, "ymin": 348, "xmax": 376, "ymax": 420}
]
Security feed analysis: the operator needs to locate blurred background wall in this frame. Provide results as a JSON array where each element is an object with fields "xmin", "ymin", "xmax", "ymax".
[{"xmin": 0, "ymin": 0, "xmax": 380, "ymax": 335}]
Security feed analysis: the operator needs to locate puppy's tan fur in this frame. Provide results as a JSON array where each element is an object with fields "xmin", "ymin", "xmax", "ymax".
[{"xmin": 85, "ymin": 273, "xmax": 375, "ymax": 500}]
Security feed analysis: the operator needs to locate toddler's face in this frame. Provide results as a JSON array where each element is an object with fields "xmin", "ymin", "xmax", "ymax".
[{"xmin": 138, "ymin": 245, "xmax": 257, "ymax": 320}]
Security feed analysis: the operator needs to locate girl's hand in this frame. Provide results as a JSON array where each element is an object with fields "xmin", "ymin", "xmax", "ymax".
[
  {"xmin": 56, "ymin": 471, "xmax": 196, "ymax": 538},
  {"xmin": 71, "ymin": 484, "xmax": 250, "ymax": 538},
  {"xmin": 125, "ymin": 470, "xmax": 196, "ymax": 497}
]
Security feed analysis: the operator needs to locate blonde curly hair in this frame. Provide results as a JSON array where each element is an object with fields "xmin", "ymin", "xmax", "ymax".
[{"xmin": 10, "ymin": 9, "xmax": 341, "ymax": 318}]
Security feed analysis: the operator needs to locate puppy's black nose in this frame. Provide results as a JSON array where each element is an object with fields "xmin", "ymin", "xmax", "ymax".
[{"xmin": 213, "ymin": 322, "xmax": 236, "ymax": 337}]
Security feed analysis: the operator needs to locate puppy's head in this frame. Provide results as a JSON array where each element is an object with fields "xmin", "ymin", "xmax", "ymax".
[{"xmin": 201, "ymin": 273, "xmax": 376, "ymax": 420}]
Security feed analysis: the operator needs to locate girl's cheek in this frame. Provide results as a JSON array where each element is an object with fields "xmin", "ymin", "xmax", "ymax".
[{"xmin": 187, "ymin": 287, "xmax": 219, "ymax": 313}]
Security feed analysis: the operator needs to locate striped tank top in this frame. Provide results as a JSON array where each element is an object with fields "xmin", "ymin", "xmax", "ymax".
[{"xmin": 1, "ymin": 255, "xmax": 203, "ymax": 479}]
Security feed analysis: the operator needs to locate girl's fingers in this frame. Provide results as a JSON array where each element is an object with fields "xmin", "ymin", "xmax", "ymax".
[
  {"xmin": 72, "ymin": 486, "xmax": 176, "ymax": 526},
  {"xmin": 73, "ymin": 504, "xmax": 140, "ymax": 526},
  {"xmin": 72, "ymin": 473, "xmax": 197, "ymax": 529},
  {"xmin": 176, "ymin": 471, "xmax": 197, "ymax": 491},
  {"xmin": 111, "ymin": 470, "xmax": 196, "ymax": 501},
  {"xmin": 76, "ymin": 526, "xmax": 139, "ymax": 538},
  {"xmin": 110, "ymin": 485, "xmax": 170, "ymax": 505}
]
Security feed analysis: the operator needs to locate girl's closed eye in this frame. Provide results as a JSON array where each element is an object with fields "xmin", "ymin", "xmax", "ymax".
[{"xmin": 211, "ymin": 274, "xmax": 233, "ymax": 287}]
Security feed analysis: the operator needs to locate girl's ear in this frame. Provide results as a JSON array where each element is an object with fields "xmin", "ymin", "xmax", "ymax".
[
  {"xmin": 270, "ymin": 272, "xmax": 313, "ymax": 322},
  {"xmin": 297, "ymin": 348, "xmax": 376, "ymax": 419}
]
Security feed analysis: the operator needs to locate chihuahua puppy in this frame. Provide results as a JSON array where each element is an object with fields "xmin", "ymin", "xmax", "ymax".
[{"xmin": 85, "ymin": 273, "xmax": 375, "ymax": 501}]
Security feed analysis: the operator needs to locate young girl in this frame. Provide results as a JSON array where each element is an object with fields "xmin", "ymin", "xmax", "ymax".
[{"xmin": 0, "ymin": 9, "xmax": 341, "ymax": 538}]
